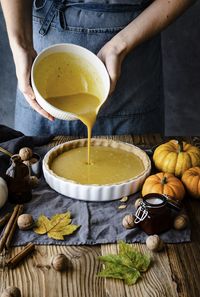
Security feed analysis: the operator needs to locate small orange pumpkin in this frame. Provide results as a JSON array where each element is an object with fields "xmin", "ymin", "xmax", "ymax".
[
  {"xmin": 153, "ymin": 140, "xmax": 200, "ymax": 177},
  {"xmin": 142, "ymin": 172, "xmax": 185, "ymax": 201},
  {"xmin": 182, "ymin": 167, "xmax": 200, "ymax": 199}
]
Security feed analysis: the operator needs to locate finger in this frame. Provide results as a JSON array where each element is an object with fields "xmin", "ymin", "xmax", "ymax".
[
  {"xmin": 98, "ymin": 50, "xmax": 121, "ymax": 94},
  {"xmin": 22, "ymin": 85, "xmax": 54, "ymax": 121}
]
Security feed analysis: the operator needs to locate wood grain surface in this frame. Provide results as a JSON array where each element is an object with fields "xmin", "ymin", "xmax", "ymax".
[{"xmin": 0, "ymin": 135, "xmax": 199, "ymax": 297}]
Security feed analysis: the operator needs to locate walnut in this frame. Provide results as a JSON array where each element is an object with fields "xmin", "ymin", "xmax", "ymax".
[
  {"xmin": 17, "ymin": 214, "xmax": 35, "ymax": 230},
  {"xmin": 173, "ymin": 214, "xmax": 188, "ymax": 230},
  {"xmin": 122, "ymin": 214, "xmax": 136, "ymax": 229},
  {"xmin": 19, "ymin": 147, "xmax": 33, "ymax": 161},
  {"xmin": 1, "ymin": 286, "xmax": 21, "ymax": 297},
  {"xmin": 51, "ymin": 254, "xmax": 68, "ymax": 271},
  {"xmin": 134, "ymin": 198, "xmax": 143, "ymax": 209},
  {"xmin": 146, "ymin": 235, "xmax": 164, "ymax": 252}
]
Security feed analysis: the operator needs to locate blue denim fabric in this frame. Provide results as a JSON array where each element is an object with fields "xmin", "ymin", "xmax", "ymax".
[{"xmin": 15, "ymin": 0, "xmax": 164, "ymax": 136}]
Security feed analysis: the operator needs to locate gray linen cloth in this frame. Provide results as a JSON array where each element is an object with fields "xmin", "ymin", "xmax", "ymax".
[
  {"xmin": 1, "ymin": 176, "xmax": 190, "ymax": 246},
  {"xmin": 0, "ymin": 138, "xmax": 191, "ymax": 246}
]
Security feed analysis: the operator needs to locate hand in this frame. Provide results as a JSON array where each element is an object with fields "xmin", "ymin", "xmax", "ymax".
[
  {"xmin": 12, "ymin": 45, "xmax": 54, "ymax": 121},
  {"xmin": 97, "ymin": 39, "xmax": 127, "ymax": 94}
]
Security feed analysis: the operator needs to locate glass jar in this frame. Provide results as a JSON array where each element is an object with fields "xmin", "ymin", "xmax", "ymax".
[
  {"xmin": 6, "ymin": 155, "xmax": 32, "ymax": 204},
  {"xmin": 135, "ymin": 193, "xmax": 172, "ymax": 235}
]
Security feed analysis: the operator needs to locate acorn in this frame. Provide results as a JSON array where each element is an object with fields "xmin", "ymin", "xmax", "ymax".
[
  {"xmin": 51, "ymin": 254, "xmax": 68, "ymax": 271},
  {"xmin": 1, "ymin": 286, "xmax": 21, "ymax": 297},
  {"xmin": 146, "ymin": 235, "xmax": 164, "ymax": 252},
  {"xmin": 19, "ymin": 147, "xmax": 33, "ymax": 161}
]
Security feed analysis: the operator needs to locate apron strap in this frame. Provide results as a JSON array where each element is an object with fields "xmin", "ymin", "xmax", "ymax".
[{"xmin": 34, "ymin": 0, "xmax": 70, "ymax": 35}]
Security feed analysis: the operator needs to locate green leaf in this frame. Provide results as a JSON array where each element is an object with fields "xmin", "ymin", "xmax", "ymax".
[
  {"xmin": 118, "ymin": 241, "xmax": 151, "ymax": 272},
  {"xmin": 98, "ymin": 241, "xmax": 151, "ymax": 285},
  {"xmin": 99, "ymin": 262, "xmax": 141, "ymax": 285}
]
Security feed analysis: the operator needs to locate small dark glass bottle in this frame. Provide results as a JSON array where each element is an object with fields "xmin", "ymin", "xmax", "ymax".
[
  {"xmin": 6, "ymin": 155, "xmax": 32, "ymax": 204},
  {"xmin": 135, "ymin": 193, "xmax": 172, "ymax": 235}
]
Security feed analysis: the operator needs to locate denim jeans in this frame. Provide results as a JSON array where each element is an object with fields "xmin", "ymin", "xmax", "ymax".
[{"xmin": 15, "ymin": 0, "xmax": 164, "ymax": 136}]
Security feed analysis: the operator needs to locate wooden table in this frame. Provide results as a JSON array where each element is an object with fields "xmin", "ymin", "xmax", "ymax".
[{"xmin": 0, "ymin": 134, "xmax": 200, "ymax": 297}]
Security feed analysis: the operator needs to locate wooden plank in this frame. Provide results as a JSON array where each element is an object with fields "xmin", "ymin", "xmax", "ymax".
[
  {"xmin": 100, "ymin": 244, "xmax": 127, "ymax": 297},
  {"xmin": 0, "ymin": 245, "xmax": 105, "ymax": 297},
  {"xmin": 166, "ymin": 136, "xmax": 200, "ymax": 297},
  {"xmin": 167, "ymin": 199, "xmax": 200, "ymax": 297},
  {"xmin": 101, "ymin": 244, "xmax": 178, "ymax": 297}
]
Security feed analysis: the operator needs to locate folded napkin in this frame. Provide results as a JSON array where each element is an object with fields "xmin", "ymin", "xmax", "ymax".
[
  {"xmin": 0, "ymin": 124, "xmax": 53, "ymax": 178},
  {"xmin": 0, "ymin": 126, "xmax": 191, "ymax": 245}
]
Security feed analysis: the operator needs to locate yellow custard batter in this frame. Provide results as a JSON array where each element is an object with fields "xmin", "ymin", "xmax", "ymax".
[
  {"xmin": 34, "ymin": 52, "xmax": 104, "ymax": 164},
  {"xmin": 35, "ymin": 51, "xmax": 145, "ymax": 186},
  {"xmin": 50, "ymin": 146, "xmax": 145, "ymax": 185},
  {"xmin": 47, "ymin": 93, "xmax": 100, "ymax": 164}
]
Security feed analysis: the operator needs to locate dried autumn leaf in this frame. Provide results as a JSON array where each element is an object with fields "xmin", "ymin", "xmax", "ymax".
[
  {"xmin": 34, "ymin": 215, "xmax": 52, "ymax": 234},
  {"xmin": 50, "ymin": 212, "xmax": 72, "ymax": 230},
  {"xmin": 48, "ymin": 225, "xmax": 79, "ymax": 240},
  {"xmin": 33, "ymin": 212, "xmax": 80, "ymax": 240}
]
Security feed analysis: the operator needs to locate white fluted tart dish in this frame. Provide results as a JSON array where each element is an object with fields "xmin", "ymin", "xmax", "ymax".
[{"xmin": 43, "ymin": 138, "xmax": 151, "ymax": 201}]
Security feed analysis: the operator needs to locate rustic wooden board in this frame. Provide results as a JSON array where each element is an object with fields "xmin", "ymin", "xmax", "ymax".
[
  {"xmin": 0, "ymin": 244, "xmax": 179, "ymax": 297},
  {"xmin": 101, "ymin": 244, "xmax": 178, "ymax": 297},
  {"xmin": 0, "ymin": 135, "xmax": 199, "ymax": 297}
]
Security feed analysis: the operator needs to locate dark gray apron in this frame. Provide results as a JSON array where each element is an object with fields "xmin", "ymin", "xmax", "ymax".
[{"xmin": 15, "ymin": 0, "xmax": 164, "ymax": 136}]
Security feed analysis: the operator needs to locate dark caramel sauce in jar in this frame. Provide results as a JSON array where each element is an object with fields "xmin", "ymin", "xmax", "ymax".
[{"xmin": 135, "ymin": 194, "xmax": 172, "ymax": 235}]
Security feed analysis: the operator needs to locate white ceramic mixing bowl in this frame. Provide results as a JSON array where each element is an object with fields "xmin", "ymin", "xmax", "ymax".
[{"xmin": 31, "ymin": 43, "xmax": 110, "ymax": 120}]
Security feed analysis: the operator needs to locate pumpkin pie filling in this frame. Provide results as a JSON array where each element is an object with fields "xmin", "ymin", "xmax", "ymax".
[
  {"xmin": 35, "ymin": 52, "xmax": 146, "ymax": 185},
  {"xmin": 50, "ymin": 146, "xmax": 145, "ymax": 185}
]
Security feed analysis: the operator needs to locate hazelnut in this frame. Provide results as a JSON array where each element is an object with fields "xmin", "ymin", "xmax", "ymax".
[
  {"xmin": 17, "ymin": 214, "xmax": 35, "ymax": 230},
  {"xmin": 122, "ymin": 214, "xmax": 136, "ymax": 229},
  {"xmin": 19, "ymin": 147, "xmax": 33, "ymax": 161},
  {"xmin": 51, "ymin": 254, "xmax": 68, "ymax": 271},
  {"xmin": 134, "ymin": 198, "xmax": 143, "ymax": 209},
  {"xmin": 29, "ymin": 176, "xmax": 39, "ymax": 188},
  {"xmin": 173, "ymin": 214, "xmax": 188, "ymax": 230},
  {"xmin": 1, "ymin": 286, "xmax": 21, "ymax": 297},
  {"xmin": 146, "ymin": 235, "xmax": 164, "ymax": 252}
]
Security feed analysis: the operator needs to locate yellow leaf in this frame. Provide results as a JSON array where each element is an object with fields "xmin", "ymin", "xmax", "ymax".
[
  {"xmin": 61, "ymin": 224, "xmax": 80, "ymax": 236},
  {"xmin": 47, "ymin": 231, "xmax": 65, "ymax": 240},
  {"xmin": 34, "ymin": 215, "xmax": 52, "ymax": 234},
  {"xmin": 33, "ymin": 212, "xmax": 80, "ymax": 240},
  {"xmin": 49, "ymin": 212, "xmax": 71, "ymax": 232},
  {"xmin": 48, "ymin": 225, "xmax": 79, "ymax": 240},
  {"xmin": 51, "ymin": 212, "xmax": 71, "ymax": 223}
]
